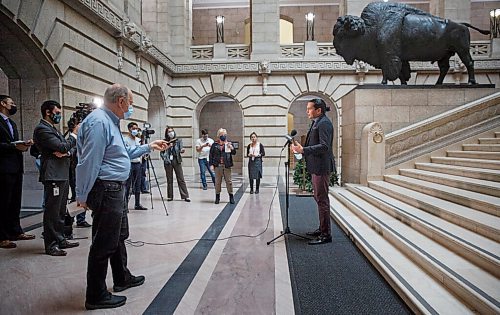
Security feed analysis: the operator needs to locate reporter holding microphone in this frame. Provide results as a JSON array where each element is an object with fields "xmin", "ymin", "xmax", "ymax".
[
  {"xmin": 209, "ymin": 128, "xmax": 237, "ymax": 204},
  {"xmin": 291, "ymin": 98, "xmax": 335, "ymax": 245}
]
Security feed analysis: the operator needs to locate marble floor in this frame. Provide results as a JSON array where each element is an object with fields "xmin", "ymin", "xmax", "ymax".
[{"xmin": 0, "ymin": 176, "xmax": 295, "ymax": 315}]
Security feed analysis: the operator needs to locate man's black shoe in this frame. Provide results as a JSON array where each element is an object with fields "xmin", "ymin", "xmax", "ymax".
[
  {"xmin": 76, "ymin": 221, "xmax": 91, "ymax": 228},
  {"xmin": 85, "ymin": 294, "xmax": 126, "ymax": 310},
  {"xmin": 46, "ymin": 246, "xmax": 67, "ymax": 256},
  {"xmin": 308, "ymin": 235, "xmax": 332, "ymax": 245},
  {"xmin": 142, "ymin": 190, "xmax": 150, "ymax": 194},
  {"xmin": 134, "ymin": 205, "xmax": 148, "ymax": 210},
  {"xmin": 306, "ymin": 229, "xmax": 321, "ymax": 237},
  {"xmin": 113, "ymin": 275, "xmax": 145, "ymax": 292},
  {"xmin": 59, "ymin": 240, "xmax": 79, "ymax": 249}
]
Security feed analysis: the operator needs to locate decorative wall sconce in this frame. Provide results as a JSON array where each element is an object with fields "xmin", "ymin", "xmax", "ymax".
[
  {"xmin": 216, "ymin": 15, "xmax": 225, "ymax": 43},
  {"xmin": 305, "ymin": 12, "xmax": 315, "ymax": 41},
  {"xmin": 490, "ymin": 9, "xmax": 500, "ymax": 38}
]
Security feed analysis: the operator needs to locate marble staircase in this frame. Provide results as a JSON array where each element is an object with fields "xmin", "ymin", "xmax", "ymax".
[{"xmin": 330, "ymin": 129, "xmax": 500, "ymax": 314}]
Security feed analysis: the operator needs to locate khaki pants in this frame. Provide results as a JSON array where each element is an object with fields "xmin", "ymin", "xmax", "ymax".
[{"xmin": 215, "ymin": 165, "xmax": 233, "ymax": 194}]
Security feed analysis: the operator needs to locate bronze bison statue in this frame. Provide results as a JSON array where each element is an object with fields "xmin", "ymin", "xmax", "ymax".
[{"xmin": 332, "ymin": 2, "xmax": 489, "ymax": 85}]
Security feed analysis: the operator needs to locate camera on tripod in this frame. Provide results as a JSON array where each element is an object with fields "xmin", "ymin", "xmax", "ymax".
[{"xmin": 142, "ymin": 122, "xmax": 155, "ymax": 139}]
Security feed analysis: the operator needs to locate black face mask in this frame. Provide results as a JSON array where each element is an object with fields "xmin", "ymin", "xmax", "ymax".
[{"xmin": 8, "ymin": 106, "xmax": 17, "ymax": 116}]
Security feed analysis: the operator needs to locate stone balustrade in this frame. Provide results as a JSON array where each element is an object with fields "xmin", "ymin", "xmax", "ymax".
[{"xmin": 385, "ymin": 91, "xmax": 500, "ymax": 168}]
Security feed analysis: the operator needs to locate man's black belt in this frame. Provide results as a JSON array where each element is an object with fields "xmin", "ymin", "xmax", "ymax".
[{"xmin": 95, "ymin": 178, "xmax": 127, "ymax": 185}]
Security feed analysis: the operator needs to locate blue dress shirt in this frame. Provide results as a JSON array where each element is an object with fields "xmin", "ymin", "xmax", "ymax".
[{"xmin": 76, "ymin": 107, "xmax": 151, "ymax": 202}]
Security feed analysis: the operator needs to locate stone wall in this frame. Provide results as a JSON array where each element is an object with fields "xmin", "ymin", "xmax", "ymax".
[
  {"xmin": 471, "ymin": 1, "xmax": 500, "ymax": 41},
  {"xmin": 341, "ymin": 86, "xmax": 498, "ymax": 184},
  {"xmin": 192, "ymin": 8, "xmax": 249, "ymax": 45},
  {"xmin": 280, "ymin": 5, "xmax": 339, "ymax": 43},
  {"xmin": 0, "ymin": 0, "xmax": 168, "ymax": 189}
]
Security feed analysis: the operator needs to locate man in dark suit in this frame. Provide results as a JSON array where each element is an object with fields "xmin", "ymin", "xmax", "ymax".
[
  {"xmin": 33, "ymin": 100, "xmax": 79, "ymax": 256},
  {"xmin": 0, "ymin": 95, "xmax": 35, "ymax": 249},
  {"xmin": 292, "ymin": 98, "xmax": 335, "ymax": 245}
]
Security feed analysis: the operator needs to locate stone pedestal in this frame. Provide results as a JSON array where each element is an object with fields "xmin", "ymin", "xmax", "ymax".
[
  {"xmin": 491, "ymin": 38, "xmax": 500, "ymax": 58},
  {"xmin": 360, "ymin": 122, "xmax": 385, "ymax": 186},
  {"xmin": 341, "ymin": 85, "xmax": 497, "ymax": 184},
  {"xmin": 304, "ymin": 41, "xmax": 318, "ymax": 58},
  {"xmin": 213, "ymin": 43, "xmax": 227, "ymax": 60}
]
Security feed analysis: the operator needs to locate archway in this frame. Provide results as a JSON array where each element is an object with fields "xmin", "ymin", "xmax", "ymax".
[
  {"xmin": 146, "ymin": 86, "xmax": 167, "ymax": 182},
  {"xmin": 0, "ymin": 10, "xmax": 61, "ymax": 208},
  {"xmin": 288, "ymin": 93, "xmax": 341, "ymax": 182},
  {"xmin": 147, "ymin": 86, "xmax": 166, "ymax": 143},
  {"xmin": 196, "ymin": 95, "xmax": 244, "ymax": 175}
]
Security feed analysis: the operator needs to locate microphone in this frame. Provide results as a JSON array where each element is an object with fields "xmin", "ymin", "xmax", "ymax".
[{"xmin": 283, "ymin": 129, "xmax": 297, "ymax": 148}]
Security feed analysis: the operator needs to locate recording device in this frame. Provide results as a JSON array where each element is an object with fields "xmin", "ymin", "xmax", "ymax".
[
  {"xmin": 142, "ymin": 122, "xmax": 155, "ymax": 138},
  {"xmin": 167, "ymin": 138, "xmax": 178, "ymax": 144},
  {"xmin": 64, "ymin": 102, "xmax": 98, "ymax": 136}
]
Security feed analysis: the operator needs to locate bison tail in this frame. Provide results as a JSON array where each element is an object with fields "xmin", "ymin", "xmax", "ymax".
[{"xmin": 462, "ymin": 23, "xmax": 490, "ymax": 35}]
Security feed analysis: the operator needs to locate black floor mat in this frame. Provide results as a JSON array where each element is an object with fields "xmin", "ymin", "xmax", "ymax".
[{"xmin": 282, "ymin": 193, "xmax": 413, "ymax": 315}]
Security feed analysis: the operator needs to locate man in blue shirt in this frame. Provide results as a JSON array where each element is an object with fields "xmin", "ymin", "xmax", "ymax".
[{"xmin": 76, "ymin": 84, "xmax": 168, "ymax": 310}]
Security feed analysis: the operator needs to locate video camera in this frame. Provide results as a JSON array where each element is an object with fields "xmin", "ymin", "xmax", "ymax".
[
  {"xmin": 143, "ymin": 122, "xmax": 155, "ymax": 139},
  {"xmin": 68, "ymin": 102, "xmax": 98, "ymax": 131}
]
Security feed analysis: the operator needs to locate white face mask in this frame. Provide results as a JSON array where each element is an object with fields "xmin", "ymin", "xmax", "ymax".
[
  {"xmin": 168, "ymin": 131, "xmax": 175, "ymax": 138},
  {"xmin": 131, "ymin": 129, "xmax": 138, "ymax": 136}
]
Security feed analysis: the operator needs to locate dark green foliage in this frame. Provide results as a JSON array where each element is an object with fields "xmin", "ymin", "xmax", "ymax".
[{"xmin": 294, "ymin": 158, "xmax": 339, "ymax": 192}]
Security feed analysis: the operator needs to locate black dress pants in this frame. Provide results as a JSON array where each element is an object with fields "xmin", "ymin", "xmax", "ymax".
[
  {"xmin": 86, "ymin": 179, "xmax": 132, "ymax": 303},
  {"xmin": 0, "ymin": 173, "xmax": 23, "ymax": 241},
  {"xmin": 43, "ymin": 180, "xmax": 69, "ymax": 250}
]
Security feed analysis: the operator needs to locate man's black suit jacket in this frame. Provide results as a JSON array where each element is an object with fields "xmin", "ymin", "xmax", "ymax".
[
  {"xmin": 33, "ymin": 120, "xmax": 73, "ymax": 182},
  {"xmin": 0, "ymin": 115, "xmax": 23, "ymax": 174},
  {"xmin": 303, "ymin": 114, "xmax": 335, "ymax": 175}
]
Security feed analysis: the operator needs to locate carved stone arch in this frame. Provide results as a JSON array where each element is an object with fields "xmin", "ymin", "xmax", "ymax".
[
  {"xmin": 0, "ymin": 8, "xmax": 61, "ymax": 193},
  {"xmin": 195, "ymin": 93, "xmax": 244, "ymax": 175},
  {"xmin": 288, "ymin": 92, "xmax": 342, "ymax": 182}
]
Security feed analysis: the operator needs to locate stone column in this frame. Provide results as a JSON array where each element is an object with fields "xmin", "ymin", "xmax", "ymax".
[
  {"xmin": 430, "ymin": 0, "xmax": 470, "ymax": 22},
  {"xmin": 142, "ymin": 0, "xmax": 170, "ymax": 52},
  {"xmin": 250, "ymin": 0, "xmax": 280, "ymax": 60},
  {"xmin": 165, "ymin": 0, "xmax": 192, "ymax": 59}
]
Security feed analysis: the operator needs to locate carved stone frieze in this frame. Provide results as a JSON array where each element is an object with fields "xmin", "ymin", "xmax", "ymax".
[{"xmin": 79, "ymin": 0, "xmax": 121, "ymax": 30}]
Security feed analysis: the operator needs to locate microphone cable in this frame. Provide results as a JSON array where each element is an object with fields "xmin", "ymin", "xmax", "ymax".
[{"xmin": 125, "ymin": 146, "xmax": 288, "ymax": 247}]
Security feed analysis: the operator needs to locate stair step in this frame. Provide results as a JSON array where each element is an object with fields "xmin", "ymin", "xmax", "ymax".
[
  {"xmin": 399, "ymin": 168, "xmax": 500, "ymax": 197},
  {"xmin": 368, "ymin": 180, "xmax": 500, "ymax": 241},
  {"xmin": 329, "ymin": 191, "xmax": 475, "ymax": 315},
  {"xmin": 479, "ymin": 138, "xmax": 500, "ymax": 144},
  {"xmin": 495, "ymin": 132, "xmax": 500, "ymax": 138},
  {"xmin": 332, "ymin": 189, "xmax": 500, "ymax": 314},
  {"xmin": 463, "ymin": 144, "xmax": 500, "ymax": 152},
  {"xmin": 431, "ymin": 157, "xmax": 500, "ymax": 170},
  {"xmin": 345, "ymin": 184, "xmax": 500, "ymax": 277},
  {"xmin": 415, "ymin": 162, "xmax": 500, "ymax": 182},
  {"xmin": 384, "ymin": 175, "xmax": 500, "ymax": 216},
  {"xmin": 447, "ymin": 151, "xmax": 500, "ymax": 160}
]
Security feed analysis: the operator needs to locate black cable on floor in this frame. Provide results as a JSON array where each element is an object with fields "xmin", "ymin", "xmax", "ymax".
[{"xmin": 125, "ymin": 148, "xmax": 286, "ymax": 247}]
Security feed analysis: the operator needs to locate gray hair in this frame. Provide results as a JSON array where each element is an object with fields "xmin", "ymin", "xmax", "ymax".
[{"xmin": 104, "ymin": 84, "xmax": 129, "ymax": 104}]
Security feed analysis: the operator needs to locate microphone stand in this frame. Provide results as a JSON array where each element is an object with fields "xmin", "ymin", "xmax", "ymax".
[{"xmin": 267, "ymin": 139, "xmax": 310, "ymax": 245}]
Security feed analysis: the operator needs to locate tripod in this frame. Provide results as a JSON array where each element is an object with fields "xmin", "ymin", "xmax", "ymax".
[
  {"xmin": 267, "ymin": 141, "xmax": 310, "ymax": 245},
  {"xmin": 143, "ymin": 134, "xmax": 169, "ymax": 216}
]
